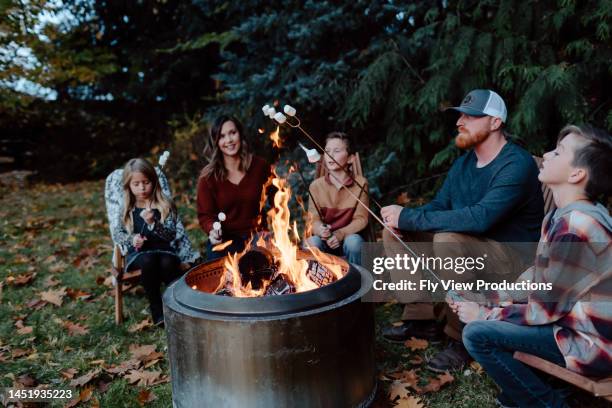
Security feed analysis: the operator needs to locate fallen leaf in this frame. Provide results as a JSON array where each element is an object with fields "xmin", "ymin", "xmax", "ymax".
[
  {"xmin": 469, "ymin": 361, "xmax": 484, "ymax": 374},
  {"xmin": 409, "ymin": 356, "xmax": 424, "ymax": 365},
  {"xmin": 43, "ymin": 276, "xmax": 60, "ymax": 288},
  {"xmin": 70, "ymin": 368, "xmax": 101, "ymax": 388},
  {"xmin": 65, "ymin": 386, "xmax": 94, "ymax": 408},
  {"xmin": 124, "ymin": 369, "xmax": 161, "ymax": 386},
  {"xmin": 26, "ymin": 298, "xmax": 46, "ymax": 310},
  {"xmin": 404, "ymin": 337, "xmax": 429, "ymax": 351},
  {"xmin": 16, "ymin": 374, "xmax": 36, "ymax": 387},
  {"xmin": 395, "ymin": 395, "xmax": 425, "ymax": 408},
  {"xmin": 12, "ymin": 272, "xmax": 36, "ymax": 286},
  {"xmin": 129, "ymin": 344, "xmax": 157, "ymax": 361},
  {"xmin": 105, "ymin": 359, "xmax": 140, "ymax": 376},
  {"xmin": 15, "ymin": 320, "xmax": 33, "ymax": 335},
  {"xmin": 66, "ymin": 288, "xmax": 92, "ymax": 301},
  {"xmin": 61, "ymin": 368, "xmax": 78, "ymax": 379},
  {"xmin": 137, "ymin": 388, "xmax": 157, "ymax": 406},
  {"xmin": 128, "ymin": 319, "xmax": 152, "ymax": 333},
  {"xmin": 388, "ymin": 380, "xmax": 411, "ymax": 401},
  {"xmin": 64, "ymin": 321, "xmax": 89, "ymax": 336},
  {"xmin": 40, "ymin": 287, "xmax": 67, "ymax": 306},
  {"xmin": 419, "ymin": 372, "xmax": 454, "ymax": 394},
  {"xmin": 11, "ymin": 348, "xmax": 29, "ymax": 359},
  {"xmin": 389, "ymin": 369, "xmax": 419, "ymax": 388}
]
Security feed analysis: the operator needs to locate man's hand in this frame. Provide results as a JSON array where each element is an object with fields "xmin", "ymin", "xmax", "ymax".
[
  {"xmin": 326, "ymin": 234, "xmax": 340, "ymax": 249},
  {"xmin": 140, "ymin": 208, "xmax": 155, "ymax": 225},
  {"xmin": 448, "ymin": 300, "xmax": 489, "ymax": 324},
  {"xmin": 132, "ymin": 234, "xmax": 146, "ymax": 249},
  {"xmin": 209, "ymin": 228, "xmax": 222, "ymax": 245},
  {"xmin": 380, "ymin": 205, "xmax": 403, "ymax": 229}
]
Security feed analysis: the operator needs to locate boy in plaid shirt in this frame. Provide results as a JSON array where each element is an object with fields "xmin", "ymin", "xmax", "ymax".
[{"xmin": 450, "ymin": 125, "xmax": 611, "ymax": 408}]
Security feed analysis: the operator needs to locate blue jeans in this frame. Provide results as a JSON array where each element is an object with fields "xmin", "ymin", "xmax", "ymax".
[
  {"xmin": 306, "ymin": 234, "xmax": 363, "ymax": 265},
  {"xmin": 463, "ymin": 320, "xmax": 568, "ymax": 408}
]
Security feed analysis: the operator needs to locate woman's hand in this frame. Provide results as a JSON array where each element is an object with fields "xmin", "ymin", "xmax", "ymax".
[
  {"xmin": 140, "ymin": 208, "xmax": 155, "ymax": 225},
  {"xmin": 209, "ymin": 228, "xmax": 222, "ymax": 245},
  {"xmin": 319, "ymin": 224, "xmax": 332, "ymax": 239},
  {"xmin": 326, "ymin": 234, "xmax": 340, "ymax": 249},
  {"xmin": 132, "ymin": 234, "xmax": 146, "ymax": 249}
]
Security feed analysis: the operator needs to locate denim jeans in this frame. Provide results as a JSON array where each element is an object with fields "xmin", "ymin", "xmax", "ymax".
[
  {"xmin": 306, "ymin": 234, "xmax": 363, "ymax": 265},
  {"xmin": 463, "ymin": 320, "xmax": 569, "ymax": 408}
]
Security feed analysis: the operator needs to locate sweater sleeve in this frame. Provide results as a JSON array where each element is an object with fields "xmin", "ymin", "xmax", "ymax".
[
  {"xmin": 487, "ymin": 233, "xmax": 598, "ymax": 325},
  {"xmin": 418, "ymin": 172, "xmax": 452, "ymax": 212},
  {"xmin": 398, "ymin": 160, "xmax": 530, "ymax": 233},
  {"xmin": 334, "ymin": 182, "xmax": 369, "ymax": 242},
  {"xmin": 196, "ymin": 177, "xmax": 217, "ymax": 233}
]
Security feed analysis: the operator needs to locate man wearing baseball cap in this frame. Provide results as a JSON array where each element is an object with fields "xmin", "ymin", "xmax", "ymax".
[{"xmin": 380, "ymin": 89, "xmax": 544, "ymax": 372}]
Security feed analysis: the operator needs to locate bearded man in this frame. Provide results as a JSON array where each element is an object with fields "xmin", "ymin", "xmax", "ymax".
[{"xmin": 380, "ymin": 89, "xmax": 544, "ymax": 372}]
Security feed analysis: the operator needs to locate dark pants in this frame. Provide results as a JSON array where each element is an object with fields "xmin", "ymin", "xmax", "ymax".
[
  {"xmin": 206, "ymin": 232, "xmax": 267, "ymax": 261},
  {"xmin": 129, "ymin": 252, "xmax": 181, "ymax": 316},
  {"xmin": 463, "ymin": 320, "xmax": 568, "ymax": 408}
]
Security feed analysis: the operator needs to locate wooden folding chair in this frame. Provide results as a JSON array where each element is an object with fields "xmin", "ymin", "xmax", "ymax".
[
  {"xmin": 110, "ymin": 245, "xmax": 142, "ymax": 324},
  {"xmin": 509, "ymin": 157, "xmax": 612, "ymax": 401},
  {"xmin": 314, "ymin": 152, "xmax": 376, "ymax": 241},
  {"xmin": 514, "ymin": 352, "xmax": 612, "ymax": 401}
]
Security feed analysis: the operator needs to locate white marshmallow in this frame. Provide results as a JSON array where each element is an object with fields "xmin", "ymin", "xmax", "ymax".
[
  {"xmin": 273, "ymin": 112, "xmax": 287, "ymax": 124},
  {"xmin": 283, "ymin": 105, "xmax": 296, "ymax": 116}
]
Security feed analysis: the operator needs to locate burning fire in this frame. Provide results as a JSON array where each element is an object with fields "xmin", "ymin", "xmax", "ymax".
[
  {"xmin": 270, "ymin": 126, "xmax": 282, "ymax": 148},
  {"xmin": 211, "ymin": 128, "xmax": 347, "ymax": 297}
]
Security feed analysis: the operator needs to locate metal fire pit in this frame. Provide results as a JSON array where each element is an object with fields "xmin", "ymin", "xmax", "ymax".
[{"xmin": 163, "ymin": 253, "xmax": 376, "ymax": 408}]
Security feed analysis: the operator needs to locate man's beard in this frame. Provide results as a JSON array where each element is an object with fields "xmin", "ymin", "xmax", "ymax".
[{"xmin": 455, "ymin": 127, "xmax": 490, "ymax": 149}]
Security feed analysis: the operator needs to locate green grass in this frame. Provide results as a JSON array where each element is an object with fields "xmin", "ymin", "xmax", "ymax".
[{"xmin": 0, "ymin": 181, "xmax": 608, "ymax": 407}]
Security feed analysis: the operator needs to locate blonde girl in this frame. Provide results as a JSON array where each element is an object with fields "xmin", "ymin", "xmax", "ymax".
[{"xmin": 119, "ymin": 158, "xmax": 181, "ymax": 326}]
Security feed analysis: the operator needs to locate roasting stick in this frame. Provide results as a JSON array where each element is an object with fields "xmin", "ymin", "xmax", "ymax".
[
  {"xmin": 324, "ymin": 170, "xmax": 444, "ymax": 287},
  {"xmin": 262, "ymin": 104, "xmax": 382, "ymax": 210},
  {"xmin": 267, "ymin": 104, "xmax": 452, "ymax": 293}
]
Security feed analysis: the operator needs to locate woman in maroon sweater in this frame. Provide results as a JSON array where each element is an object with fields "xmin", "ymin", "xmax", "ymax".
[{"xmin": 197, "ymin": 115, "xmax": 271, "ymax": 260}]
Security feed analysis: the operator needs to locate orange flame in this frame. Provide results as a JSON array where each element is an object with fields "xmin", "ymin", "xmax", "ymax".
[
  {"xmin": 214, "ymin": 166, "xmax": 349, "ymax": 297},
  {"xmin": 270, "ymin": 126, "xmax": 282, "ymax": 148},
  {"xmin": 212, "ymin": 240, "xmax": 233, "ymax": 252}
]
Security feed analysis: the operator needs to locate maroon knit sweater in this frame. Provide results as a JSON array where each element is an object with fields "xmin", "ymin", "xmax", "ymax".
[{"xmin": 197, "ymin": 156, "xmax": 271, "ymax": 236}]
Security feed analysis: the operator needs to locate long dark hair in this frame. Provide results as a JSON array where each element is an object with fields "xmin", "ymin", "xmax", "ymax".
[{"xmin": 200, "ymin": 115, "xmax": 253, "ymax": 181}]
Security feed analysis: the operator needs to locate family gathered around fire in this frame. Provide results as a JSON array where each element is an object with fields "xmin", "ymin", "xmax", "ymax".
[{"xmin": 106, "ymin": 89, "xmax": 611, "ymax": 407}]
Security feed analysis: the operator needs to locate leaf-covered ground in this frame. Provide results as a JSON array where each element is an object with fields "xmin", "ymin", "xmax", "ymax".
[{"xmin": 0, "ymin": 181, "xmax": 607, "ymax": 407}]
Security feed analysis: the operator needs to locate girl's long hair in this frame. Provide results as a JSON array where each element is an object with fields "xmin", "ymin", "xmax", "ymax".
[
  {"xmin": 121, "ymin": 158, "xmax": 176, "ymax": 233},
  {"xmin": 200, "ymin": 115, "xmax": 253, "ymax": 181}
]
